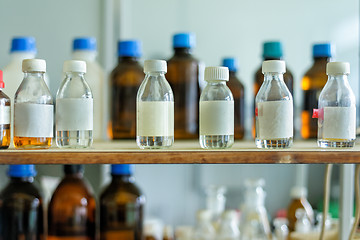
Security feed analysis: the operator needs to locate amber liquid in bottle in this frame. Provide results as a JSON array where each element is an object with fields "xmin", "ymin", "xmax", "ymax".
[
  {"xmin": 13, "ymin": 137, "xmax": 52, "ymax": 149},
  {"xmin": 287, "ymin": 197, "xmax": 314, "ymax": 232},
  {"xmin": 166, "ymin": 48, "xmax": 200, "ymax": 139},
  {"xmin": 109, "ymin": 57, "xmax": 144, "ymax": 139},
  {"xmin": 228, "ymin": 71, "xmax": 245, "ymax": 139},
  {"xmin": 0, "ymin": 90, "xmax": 10, "ymax": 149}
]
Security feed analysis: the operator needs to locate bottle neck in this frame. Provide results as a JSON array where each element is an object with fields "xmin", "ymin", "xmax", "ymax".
[
  {"xmin": 10, "ymin": 52, "xmax": 36, "ymax": 62},
  {"xmin": 65, "ymin": 172, "xmax": 84, "ymax": 178},
  {"xmin": 146, "ymin": 71, "xmax": 166, "ymax": 78},
  {"xmin": 112, "ymin": 174, "xmax": 134, "ymax": 183},
  {"xmin": 328, "ymin": 74, "xmax": 349, "ymax": 83},
  {"xmin": 229, "ymin": 71, "xmax": 237, "ymax": 77},
  {"xmin": 174, "ymin": 47, "xmax": 192, "ymax": 55},
  {"xmin": 207, "ymin": 80, "xmax": 227, "ymax": 86},
  {"xmin": 313, "ymin": 56, "xmax": 331, "ymax": 63},
  {"xmin": 72, "ymin": 50, "xmax": 97, "ymax": 62},
  {"xmin": 24, "ymin": 72, "xmax": 46, "ymax": 80},
  {"xmin": 119, "ymin": 56, "xmax": 140, "ymax": 63},
  {"xmin": 10, "ymin": 176, "xmax": 34, "ymax": 183},
  {"xmin": 263, "ymin": 56, "xmax": 283, "ymax": 61},
  {"xmin": 65, "ymin": 72, "xmax": 85, "ymax": 78},
  {"xmin": 263, "ymin": 72, "xmax": 284, "ymax": 82}
]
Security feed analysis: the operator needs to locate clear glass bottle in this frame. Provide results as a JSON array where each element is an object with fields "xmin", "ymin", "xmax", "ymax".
[
  {"xmin": 56, "ymin": 60, "xmax": 93, "ymax": 148},
  {"xmin": 14, "ymin": 59, "xmax": 53, "ymax": 149},
  {"xmin": 200, "ymin": 67, "xmax": 234, "ymax": 149},
  {"xmin": 136, "ymin": 60, "xmax": 174, "ymax": 149},
  {"xmin": 316, "ymin": 62, "xmax": 356, "ymax": 147},
  {"xmin": 217, "ymin": 210, "xmax": 240, "ymax": 240},
  {"xmin": 273, "ymin": 218, "xmax": 289, "ymax": 240},
  {"xmin": 205, "ymin": 185, "xmax": 227, "ymax": 228},
  {"xmin": 193, "ymin": 210, "xmax": 216, "ymax": 240},
  {"xmin": 0, "ymin": 70, "xmax": 11, "ymax": 149},
  {"xmin": 294, "ymin": 209, "xmax": 311, "ymax": 233},
  {"xmin": 255, "ymin": 60, "xmax": 293, "ymax": 149}
]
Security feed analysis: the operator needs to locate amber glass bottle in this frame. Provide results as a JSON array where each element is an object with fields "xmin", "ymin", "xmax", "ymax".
[
  {"xmin": 166, "ymin": 33, "xmax": 200, "ymax": 139},
  {"xmin": 222, "ymin": 58, "xmax": 245, "ymax": 139},
  {"xmin": 0, "ymin": 165, "xmax": 44, "ymax": 240},
  {"xmin": 109, "ymin": 40, "xmax": 144, "ymax": 139},
  {"xmin": 48, "ymin": 165, "xmax": 96, "ymax": 240},
  {"xmin": 100, "ymin": 164, "xmax": 145, "ymax": 240},
  {"xmin": 301, "ymin": 43, "xmax": 333, "ymax": 139},
  {"xmin": 0, "ymin": 70, "xmax": 11, "ymax": 149}
]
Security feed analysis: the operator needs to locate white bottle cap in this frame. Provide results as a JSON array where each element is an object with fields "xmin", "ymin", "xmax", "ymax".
[
  {"xmin": 22, "ymin": 59, "xmax": 46, "ymax": 72},
  {"xmin": 205, "ymin": 66, "xmax": 229, "ymax": 82},
  {"xmin": 290, "ymin": 186, "xmax": 308, "ymax": 199},
  {"xmin": 144, "ymin": 59, "xmax": 167, "ymax": 73},
  {"xmin": 262, "ymin": 60, "xmax": 286, "ymax": 74},
  {"xmin": 197, "ymin": 209, "xmax": 212, "ymax": 221},
  {"xmin": 326, "ymin": 62, "xmax": 350, "ymax": 75},
  {"xmin": 63, "ymin": 60, "xmax": 87, "ymax": 73}
]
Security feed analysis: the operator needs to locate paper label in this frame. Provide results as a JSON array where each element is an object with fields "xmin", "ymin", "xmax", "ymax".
[
  {"xmin": 200, "ymin": 101, "xmax": 234, "ymax": 135},
  {"xmin": 322, "ymin": 106, "xmax": 356, "ymax": 139},
  {"xmin": 137, "ymin": 101, "xmax": 174, "ymax": 136},
  {"xmin": 0, "ymin": 106, "xmax": 10, "ymax": 125},
  {"xmin": 14, "ymin": 103, "xmax": 53, "ymax": 137},
  {"xmin": 56, "ymin": 98, "xmax": 93, "ymax": 131},
  {"xmin": 257, "ymin": 100, "xmax": 293, "ymax": 139}
]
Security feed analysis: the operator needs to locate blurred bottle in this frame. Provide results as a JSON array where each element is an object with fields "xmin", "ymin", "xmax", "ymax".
[
  {"xmin": 273, "ymin": 218, "xmax": 288, "ymax": 240},
  {"xmin": 294, "ymin": 209, "xmax": 311, "ymax": 233},
  {"xmin": 166, "ymin": 33, "xmax": 200, "ymax": 139},
  {"xmin": 100, "ymin": 164, "xmax": 145, "ymax": 240},
  {"xmin": 48, "ymin": 165, "xmax": 96, "ymax": 240},
  {"xmin": 216, "ymin": 210, "xmax": 240, "ymax": 240},
  {"xmin": 109, "ymin": 40, "xmax": 144, "ymax": 139},
  {"xmin": 301, "ymin": 43, "xmax": 333, "ymax": 139},
  {"xmin": 175, "ymin": 226, "xmax": 193, "ymax": 240},
  {"xmin": 0, "ymin": 165, "xmax": 44, "ymax": 240},
  {"xmin": 144, "ymin": 220, "xmax": 162, "ymax": 240},
  {"xmin": 193, "ymin": 210, "xmax": 216, "ymax": 240},
  {"xmin": 0, "ymin": 70, "xmax": 11, "ymax": 149},
  {"xmin": 163, "ymin": 225, "xmax": 174, "ymax": 240},
  {"xmin": 205, "ymin": 185, "xmax": 227, "ymax": 228}
]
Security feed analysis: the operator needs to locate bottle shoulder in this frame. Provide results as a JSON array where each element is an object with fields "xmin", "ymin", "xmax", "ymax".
[
  {"xmin": 57, "ymin": 76, "xmax": 93, "ymax": 99},
  {"xmin": 0, "ymin": 181, "xmax": 42, "ymax": 201},
  {"xmin": 111, "ymin": 62, "xmax": 145, "ymax": 86},
  {"xmin": 15, "ymin": 76, "xmax": 53, "ymax": 104},
  {"xmin": 100, "ymin": 180, "xmax": 143, "ymax": 203},
  {"xmin": 0, "ymin": 90, "xmax": 11, "ymax": 104},
  {"xmin": 51, "ymin": 176, "xmax": 95, "ymax": 202},
  {"xmin": 200, "ymin": 83, "xmax": 234, "ymax": 102}
]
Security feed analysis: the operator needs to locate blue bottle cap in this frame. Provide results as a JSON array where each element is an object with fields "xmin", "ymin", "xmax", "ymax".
[
  {"xmin": 111, "ymin": 164, "xmax": 134, "ymax": 175},
  {"xmin": 222, "ymin": 58, "xmax": 239, "ymax": 72},
  {"xmin": 173, "ymin": 33, "xmax": 196, "ymax": 49},
  {"xmin": 313, "ymin": 43, "xmax": 334, "ymax": 58},
  {"xmin": 263, "ymin": 41, "xmax": 283, "ymax": 59},
  {"xmin": 8, "ymin": 165, "xmax": 37, "ymax": 177},
  {"xmin": 73, "ymin": 37, "xmax": 97, "ymax": 51},
  {"xmin": 118, "ymin": 40, "xmax": 142, "ymax": 57},
  {"xmin": 10, "ymin": 37, "xmax": 37, "ymax": 53}
]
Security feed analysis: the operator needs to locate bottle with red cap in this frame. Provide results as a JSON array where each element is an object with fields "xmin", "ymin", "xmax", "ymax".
[{"xmin": 0, "ymin": 70, "xmax": 11, "ymax": 149}]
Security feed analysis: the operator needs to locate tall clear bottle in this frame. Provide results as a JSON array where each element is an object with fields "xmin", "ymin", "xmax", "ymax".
[
  {"xmin": 0, "ymin": 70, "xmax": 11, "ymax": 149},
  {"xmin": 316, "ymin": 62, "xmax": 356, "ymax": 147},
  {"xmin": 193, "ymin": 210, "xmax": 216, "ymax": 240},
  {"xmin": 200, "ymin": 67, "xmax": 234, "ymax": 149},
  {"xmin": 255, "ymin": 60, "xmax": 293, "ymax": 149},
  {"xmin": 14, "ymin": 59, "xmax": 53, "ymax": 149},
  {"xmin": 56, "ymin": 60, "xmax": 93, "ymax": 148},
  {"xmin": 136, "ymin": 60, "xmax": 174, "ymax": 149}
]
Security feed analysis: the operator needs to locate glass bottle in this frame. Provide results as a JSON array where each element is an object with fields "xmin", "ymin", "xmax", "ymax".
[
  {"xmin": 0, "ymin": 70, "xmax": 11, "ymax": 149},
  {"xmin": 216, "ymin": 210, "xmax": 240, "ymax": 240},
  {"xmin": 48, "ymin": 165, "xmax": 96, "ymax": 240},
  {"xmin": 199, "ymin": 67, "xmax": 234, "ymax": 149},
  {"xmin": 222, "ymin": 58, "xmax": 245, "ymax": 140},
  {"xmin": 163, "ymin": 225, "xmax": 174, "ymax": 240},
  {"xmin": 100, "ymin": 164, "xmax": 145, "ymax": 240},
  {"xmin": 273, "ymin": 218, "xmax": 289, "ymax": 240},
  {"xmin": 56, "ymin": 60, "xmax": 93, "ymax": 148},
  {"xmin": 14, "ymin": 59, "xmax": 53, "ymax": 149},
  {"xmin": 205, "ymin": 185, "xmax": 227, "ymax": 228},
  {"xmin": 193, "ymin": 210, "xmax": 216, "ymax": 240},
  {"xmin": 301, "ymin": 43, "xmax": 333, "ymax": 139},
  {"xmin": 316, "ymin": 62, "xmax": 356, "ymax": 147},
  {"xmin": 255, "ymin": 60, "xmax": 293, "ymax": 149},
  {"xmin": 0, "ymin": 165, "xmax": 44, "ymax": 240},
  {"xmin": 136, "ymin": 60, "xmax": 174, "ymax": 149},
  {"xmin": 166, "ymin": 33, "xmax": 200, "ymax": 139},
  {"xmin": 110, "ymin": 40, "xmax": 144, "ymax": 139},
  {"xmin": 294, "ymin": 209, "xmax": 311, "ymax": 233}
]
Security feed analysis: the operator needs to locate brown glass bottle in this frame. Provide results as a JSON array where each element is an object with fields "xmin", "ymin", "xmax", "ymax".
[
  {"xmin": 0, "ymin": 70, "xmax": 11, "ymax": 148},
  {"xmin": 109, "ymin": 40, "xmax": 144, "ymax": 139},
  {"xmin": 100, "ymin": 164, "xmax": 144, "ymax": 240},
  {"xmin": 48, "ymin": 165, "xmax": 96, "ymax": 240},
  {"xmin": 0, "ymin": 165, "xmax": 44, "ymax": 240},
  {"xmin": 166, "ymin": 33, "xmax": 199, "ymax": 139}
]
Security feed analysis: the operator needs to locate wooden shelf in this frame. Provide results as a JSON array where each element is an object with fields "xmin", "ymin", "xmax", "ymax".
[{"xmin": 0, "ymin": 140, "xmax": 360, "ymax": 164}]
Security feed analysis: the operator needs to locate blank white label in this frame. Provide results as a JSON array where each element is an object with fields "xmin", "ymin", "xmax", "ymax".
[
  {"xmin": 200, "ymin": 101, "xmax": 234, "ymax": 135},
  {"xmin": 323, "ymin": 106, "xmax": 356, "ymax": 140},
  {"xmin": 14, "ymin": 103, "xmax": 53, "ymax": 137},
  {"xmin": 257, "ymin": 100, "xmax": 293, "ymax": 139},
  {"xmin": 0, "ymin": 106, "xmax": 10, "ymax": 125},
  {"xmin": 137, "ymin": 101, "xmax": 174, "ymax": 137},
  {"xmin": 56, "ymin": 98, "xmax": 93, "ymax": 131}
]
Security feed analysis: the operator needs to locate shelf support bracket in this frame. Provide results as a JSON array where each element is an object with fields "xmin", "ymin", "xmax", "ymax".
[{"xmin": 339, "ymin": 164, "xmax": 354, "ymax": 240}]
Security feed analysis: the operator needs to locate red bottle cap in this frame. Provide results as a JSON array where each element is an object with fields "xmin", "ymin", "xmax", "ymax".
[
  {"xmin": 255, "ymin": 107, "xmax": 258, "ymax": 117},
  {"xmin": 0, "ymin": 70, "xmax": 4, "ymax": 89},
  {"xmin": 312, "ymin": 109, "xmax": 319, "ymax": 118}
]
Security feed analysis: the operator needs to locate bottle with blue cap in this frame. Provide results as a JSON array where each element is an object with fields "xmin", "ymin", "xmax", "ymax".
[
  {"xmin": 0, "ymin": 164, "xmax": 45, "ymax": 239},
  {"xmin": 166, "ymin": 32, "xmax": 200, "ymax": 139},
  {"xmin": 100, "ymin": 164, "xmax": 144, "ymax": 240},
  {"xmin": 0, "ymin": 70, "xmax": 11, "ymax": 149},
  {"xmin": 110, "ymin": 40, "xmax": 144, "ymax": 139}
]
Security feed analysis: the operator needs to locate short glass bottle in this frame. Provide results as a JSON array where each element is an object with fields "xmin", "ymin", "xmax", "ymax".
[
  {"xmin": 14, "ymin": 59, "xmax": 53, "ymax": 149},
  {"xmin": 136, "ymin": 60, "xmax": 174, "ymax": 149},
  {"xmin": 217, "ymin": 210, "xmax": 240, "ymax": 240},
  {"xmin": 56, "ymin": 60, "xmax": 93, "ymax": 148},
  {"xmin": 255, "ymin": 60, "xmax": 293, "ymax": 149},
  {"xmin": 316, "ymin": 62, "xmax": 356, "ymax": 147},
  {"xmin": 193, "ymin": 210, "xmax": 216, "ymax": 240},
  {"xmin": 0, "ymin": 70, "xmax": 11, "ymax": 149},
  {"xmin": 199, "ymin": 67, "xmax": 234, "ymax": 149}
]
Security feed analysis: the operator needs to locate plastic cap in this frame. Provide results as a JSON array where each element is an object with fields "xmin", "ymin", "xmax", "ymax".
[
  {"xmin": 205, "ymin": 66, "xmax": 229, "ymax": 82},
  {"xmin": 144, "ymin": 60, "xmax": 167, "ymax": 73},
  {"xmin": 326, "ymin": 62, "xmax": 350, "ymax": 75},
  {"xmin": 291, "ymin": 186, "xmax": 308, "ymax": 198},
  {"xmin": 313, "ymin": 43, "xmax": 334, "ymax": 58},
  {"xmin": 222, "ymin": 58, "xmax": 238, "ymax": 72},
  {"xmin": 64, "ymin": 165, "xmax": 84, "ymax": 174},
  {"xmin": 263, "ymin": 41, "xmax": 283, "ymax": 58},
  {"xmin": 111, "ymin": 164, "xmax": 134, "ymax": 175},
  {"xmin": 0, "ymin": 70, "xmax": 4, "ymax": 88},
  {"xmin": 262, "ymin": 60, "xmax": 286, "ymax": 73},
  {"xmin": 63, "ymin": 60, "xmax": 86, "ymax": 73},
  {"xmin": 11, "ymin": 37, "xmax": 37, "ymax": 53},
  {"xmin": 173, "ymin": 33, "xmax": 196, "ymax": 48},
  {"xmin": 118, "ymin": 40, "xmax": 142, "ymax": 57},
  {"xmin": 197, "ymin": 209, "xmax": 212, "ymax": 221},
  {"xmin": 8, "ymin": 165, "xmax": 37, "ymax": 177},
  {"xmin": 22, "ymin": 59, "xmax": 46, "ymax": 72},
  {"xmin": 73, "ymin": 37, "xmax": 97, "ymax": 51}
]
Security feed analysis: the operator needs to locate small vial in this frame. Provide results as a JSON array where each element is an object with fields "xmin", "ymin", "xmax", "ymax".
[
  {"xmin": 56, "ymin": 60, "xmax": 93, "ymax": 148},
  {"xmin": 255, "ymin": 60, "xmax": 293, "ymax": 149},
  {"xmin": 316, "ymin": 62, "xmax": 356, "ymax": 148},
  {"xmin": 199, "ymin": 67, "xmax": 234, "ymax": 149},
  {"xmin": 14, "ymin": 59, "xmax": 53, "ymax": 149},
  {"xmin": 0, "ymin": 70, "xmax": 11, "ymax": 149},
  {"xmin": 136, "ymin": 60, "xmax": 174, "ymax": 149}
]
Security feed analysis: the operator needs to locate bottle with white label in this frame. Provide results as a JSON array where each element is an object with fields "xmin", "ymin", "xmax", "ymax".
[
  {"xmin": 316, "ymin": 62, "xmax": 356, "ymax": 148},
  {"xmin": 255, "ymin": 60, "xmax": 293, "ymax": 149},
  {"xmin": 199, "ymin": 67, "xmax": 234, "ymax": 149},
  {"xmin": 0, "ymin": 70, "xmax": 11, "ymax": 149},
  {"xmin": 56, "ymin": 60, "xmax": 93, "ymax": 148},
  {"xmin": 136, "ymin": 60, "xmax": 174, "ymax": 149},
  {"xmin": 14, "ymin": 59, "xmax": 53, "ymax": 149}
]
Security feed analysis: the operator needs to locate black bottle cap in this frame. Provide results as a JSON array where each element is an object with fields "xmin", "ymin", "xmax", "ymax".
[{"xmin": 64, "ymin": 165, "xmax": 84, "ymax": 174}]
